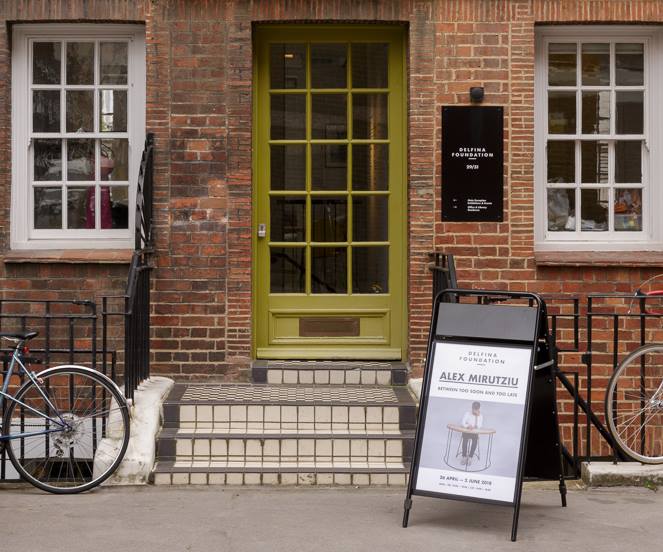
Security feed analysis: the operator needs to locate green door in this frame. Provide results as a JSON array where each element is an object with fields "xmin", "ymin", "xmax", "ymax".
[{"xmin": 254, "ymin": 25, "xmax": 406, "ymax": 359}]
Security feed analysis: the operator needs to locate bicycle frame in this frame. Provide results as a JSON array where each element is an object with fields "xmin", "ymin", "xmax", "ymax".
[{"xmin": 0, "ymin": 341, "xmax": 70, "ymax": 442}]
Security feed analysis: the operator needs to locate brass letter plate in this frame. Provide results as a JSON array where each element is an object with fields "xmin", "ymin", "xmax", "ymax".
[{"xmin": 299, "ymin": 317, "xmax": 360, "ymax": 337}]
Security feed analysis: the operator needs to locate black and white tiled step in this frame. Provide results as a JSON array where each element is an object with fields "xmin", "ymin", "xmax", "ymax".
[
  {"xmin": 153, "ymin": 383, "xmax": 416, "ymax": 486},
  {"xmin": 156, "ymin": 428, "xmax": 415, "ymax": 464},
  {"xmin": 252, "ymin": 361, "xmax": 408, "ymax": 386},
  {"xmin": 161, "ymin": 384, "xmax": 417, "ymax": 431},
  {"xmin": 152, "ymin": 464, "xmax": 410, "ymax": 486}
]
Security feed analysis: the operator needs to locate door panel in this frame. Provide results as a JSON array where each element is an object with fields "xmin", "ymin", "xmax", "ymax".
[{"xmin": 254, "ymin": 26, "xmax": 406, "ymax": 359}]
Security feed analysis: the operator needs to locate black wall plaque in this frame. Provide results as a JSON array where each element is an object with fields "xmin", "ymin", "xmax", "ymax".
[{"xmin": 442, "ymin": 106, "xmax": 504, "ymax": 222}]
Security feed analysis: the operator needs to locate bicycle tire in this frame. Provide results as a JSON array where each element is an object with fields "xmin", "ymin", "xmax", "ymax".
[
  {"xmin": 2, "ymin": 365, "xmax": 130, "ymax": 493},
  {"xmin": 605, "ymin": 344, "xmax": 663, "ymax": 464}
]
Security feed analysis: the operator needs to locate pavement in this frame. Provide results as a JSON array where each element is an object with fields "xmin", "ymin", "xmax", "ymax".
[{"xmin": 0, "ymin": 482, "xmax": 659, "ymax": 552}]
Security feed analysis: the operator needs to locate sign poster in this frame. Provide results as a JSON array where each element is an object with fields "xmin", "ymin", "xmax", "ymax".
[
  {"xmin": 441, "ymin": 106, "xmax": 504, "ymax": 222},
  {"xmin": 414, "ymin": 341, "xmax": 533, "ymax": 503}
]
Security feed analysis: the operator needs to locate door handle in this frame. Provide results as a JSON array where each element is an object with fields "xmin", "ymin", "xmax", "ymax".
[{"xmin": 257, "ymin": 223, "xmax": 266, "ymax": 238}]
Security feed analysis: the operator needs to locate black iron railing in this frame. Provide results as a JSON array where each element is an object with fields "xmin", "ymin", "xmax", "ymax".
[
  {"xmin": 102, "ymin": 132, "xmax": 154, "ymax": 401},
  {"xmin": 0, "ymin": 134, "xmax": 153, "ymax": 481},
  {"xmin": 0, "ymin": 299, "xmax": 101, "ymax": 480},
  {"xmin": 428, "ymin": 260, "xmax": 663, "ymax": 476},
  {"xmin": 428, "ymin": 252, "xmax": 458, "ymax": 305}
]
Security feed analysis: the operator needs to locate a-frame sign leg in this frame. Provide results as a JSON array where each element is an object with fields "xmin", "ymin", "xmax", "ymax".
[
  {"xmin": 511, "ymin": 486, "xmax": 523, "ymax": 542},
  {"xmin": 559, "ymin": 474, "xmax": 567, "ymax": 507},
  {"xmin": 402, "ymin": 495, "xmax": 412, "ymax": 528}
]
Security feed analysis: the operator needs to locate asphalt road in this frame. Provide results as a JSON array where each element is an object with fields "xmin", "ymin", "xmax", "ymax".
[{"xmin": 0, "ymin": 483, "xmax": 658, "ymax": 552}]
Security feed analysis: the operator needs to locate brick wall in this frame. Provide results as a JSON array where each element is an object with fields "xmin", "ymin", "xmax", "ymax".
[{"xmin": 1, "ymin": 0, "xmax": 663, "ymax": 412}]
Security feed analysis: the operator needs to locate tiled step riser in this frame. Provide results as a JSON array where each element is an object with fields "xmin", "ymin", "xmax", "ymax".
[
  {"xmin": 154, "ymin": 471, "xmax": 409, "ymax": 486},
  {"xmin": 165, "ymin": 404, "xmax": 415, "ymax": 431},
  {"xmin": 252, "ymin": 362, "xmax": 408, "ymax": 386},
  {"xmin": 263, "ymin": 369, "xmax": 406, "ymax": 386},
  {"xmin": 160, "ymin": 437, "xmax": 413, "ymax": 464}
]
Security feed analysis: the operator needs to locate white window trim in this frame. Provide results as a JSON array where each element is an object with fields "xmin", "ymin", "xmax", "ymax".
[
  {"xmin": 11, "ymin": 23, "xmax": 146, "ymax": 250},
  {"xmin": 535, "ymin": 25, "xmax": 663, "ymax": 252}
]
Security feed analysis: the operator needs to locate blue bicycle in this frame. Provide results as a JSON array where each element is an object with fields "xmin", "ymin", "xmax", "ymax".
[{"xmin": 0, "ymin": 331, "xmax": 130, "ymax": 493}]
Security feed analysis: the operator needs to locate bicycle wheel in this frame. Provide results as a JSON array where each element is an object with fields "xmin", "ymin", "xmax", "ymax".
[
  {"xmin": 606, "ymin": 344, "xmax": 663, "ymax": 464},
  {"xmin": 2, "ymin": 365, "xmax": 130, "ymax": 493}
]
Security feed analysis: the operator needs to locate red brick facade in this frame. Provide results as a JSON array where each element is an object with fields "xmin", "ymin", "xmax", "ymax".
[{"xmin": 2, "ymin": 0, "xmax": 663, "ymax": 399}]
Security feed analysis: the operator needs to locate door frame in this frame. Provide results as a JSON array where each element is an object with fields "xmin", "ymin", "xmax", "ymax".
[{"xmin": 251, "ymin": 24, "xmax": 408, "ymax": 360}]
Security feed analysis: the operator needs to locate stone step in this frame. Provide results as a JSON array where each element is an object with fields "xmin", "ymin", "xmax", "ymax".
[
  {"xmin": 252, "ymin": 361, "xmax": 408, "ymax": 386},
  {"xmin": 156, "ymin": 429, "xmax": 415, "ymax": 464},
  {"xmin": 152, "ymin": 460, "xmax": 410, "ymax": 486},
  {"xmin": 162, "ymin": 384, "xmax": 417, "ymax": 431}
]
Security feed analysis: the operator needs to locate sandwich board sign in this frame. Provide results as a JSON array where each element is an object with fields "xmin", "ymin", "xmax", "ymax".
[{"xmin": 402, "ymin": 289, "xmax": 566, "ymax": 541}]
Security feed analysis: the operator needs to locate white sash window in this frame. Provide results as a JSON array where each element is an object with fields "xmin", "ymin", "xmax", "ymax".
[
  {"xmin": 535, "ymin": 27, "xmax": 663, "ymax": 251},
  {"xmin": 11, "ymin": 24, "xmax": 145, "ymax": 250}
]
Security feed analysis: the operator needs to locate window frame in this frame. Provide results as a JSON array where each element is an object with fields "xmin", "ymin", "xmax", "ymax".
[
  {"xmin": 11, "ymin": 24, "xmax": 146, "ymax": 250},
  {"xmin": 535, "ymin": 25, "xmax": 663, "ymax": 252}
]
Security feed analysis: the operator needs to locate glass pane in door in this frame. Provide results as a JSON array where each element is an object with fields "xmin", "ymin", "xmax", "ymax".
[{"xmin": 267, "ymin": 39, "xmax": 392, "ymax": 297}]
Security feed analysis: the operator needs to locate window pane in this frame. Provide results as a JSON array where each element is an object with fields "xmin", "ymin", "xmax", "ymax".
[
  {"xmin": 311, "ymin": 248, "xmax": 347, "ymax": 294},
  {"xmin": 580, "ymin": 188, "xmax": 609, "ymax": 231},
  {"xmin": 271, "ymin": 247, "xmax": 305, "ymax": 293},
  {"xmin": 101, "ymin": 139, "xmax": 129, "ymax": 181},
  {"xmin": 102, "ymin": 186, "xmax": 129, "ymax": 229},
  {"xmin": 311, "ymin": 44, "xmax": 347, "ymax": 89},
  {"xmin": 548, "ymin": 43, "xmax": 576, "ymax": 86},
  {"xmin": 547, "ymin": 141, "xmax": 575, "ymax": 183},
  {"xmin": 353, "ymin": 246, "xmax": 388, "ymax": 293},
  {"xmin": 311, "ymin": 144, "xmax": 347, "ymax": 191},
  {"xmin": 582, "ymin": 91, "xmax": 610, "ymax": 134},
  {"xmin": 353, "ymin": 144, "xmax": 388, "ymax": 191},
  {"xmin": 34, "ymin": 187, "xmax": 62, "ymax": 229},
  {"xmin": 270, "ymin": 94, "xmax": 306, "ymax": 139},
  {"xmin": 33, "ymin": 42, "xmax": 61, "ymax": 84},
  {"xmin": 581, "ymin": 141, "xmax": 608, "ymax": 183},
  {"xmin": 353, "ymin": 94, "xmax": 387, "ymax": 139},
  {"xmin": 270, "ymin": 43, "xmax": 306, "ymax": 89},
  {"xmin": 100, "ymin": 90, "xmax": 127, "ymax": 132},
  {"xmin": 66, "ymin": 90, "xmax": 94, "ymax": 133},
  {"xmin": 67, "ymin": 187, "xmax": 94, "ymax": 229},
  {"xmin": 547, "ymin": 188, "xmax": 576, "ymax": 231},
  {"xmin": 614, "ymin": 188, "xmax": 642, "ymax": 231},
  {"xmin": 548, "ymin": 91, "xmax": 576, "ymax": 134},
  {"xmin": 270, "ymin": 197, "xmax": 305, "ymax": 242},
  {"xmin": 352, "ymin": 43, "xmax": 388, "ymax": 88},
  {"xmin": 615, "ymin": 141, "xmax": 642, "ymax": 183},
  {"xmin": 616, "ymin": 91, "xmax": 644, "ymax": 134},
  {"xmin": 100, "ymin": 42, "xmax": 128, "ymax": 85},
  {"xmin": 312, "ymin": 197, "xmax": 347, "ymax": 242},
  {"xmin": 581, "ymin": 43, "xmax": 610, "ymax": 86},
  {"xmin": 616, "ymin": 43, "xmax": 644, "ymax": 86},
  {"xmin": 67, "ymin": 139, "xmax": 95, "ymax": 181},
  {"xmin": 312, "ymin": 94, "xmax": 347, "ymax": 139},
  {"xmin": 271, "ymin": 145, "xmax": 305, "ymax": 190},
  {"xmin": 66, "ymin": 42, "xmax": 94, "ymax": 85},
  {"xmin": 33, "ymin": 90, "xmax": 61, "ymax": 133},
  {"xmin": 34, "ymin": 139, "xmax": 62, "ymax": 181},
  {"xmin": 352, "ymin": 196, "xmax": 388, "ymax": 242}
]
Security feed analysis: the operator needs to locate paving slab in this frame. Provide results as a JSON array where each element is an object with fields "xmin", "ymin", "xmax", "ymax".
[
  {"xmin": 0, "ymin": 483, "xmax": 660, "ymax": 552},
  {"xmin": 582, "ymin": 461, "xmax": 663, "ymax": 488}
]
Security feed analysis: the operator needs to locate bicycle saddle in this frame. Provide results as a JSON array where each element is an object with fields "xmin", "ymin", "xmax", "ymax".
[{"xmin": 0, "ymin": 330, "xmax": 39, "ymax": 341}]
